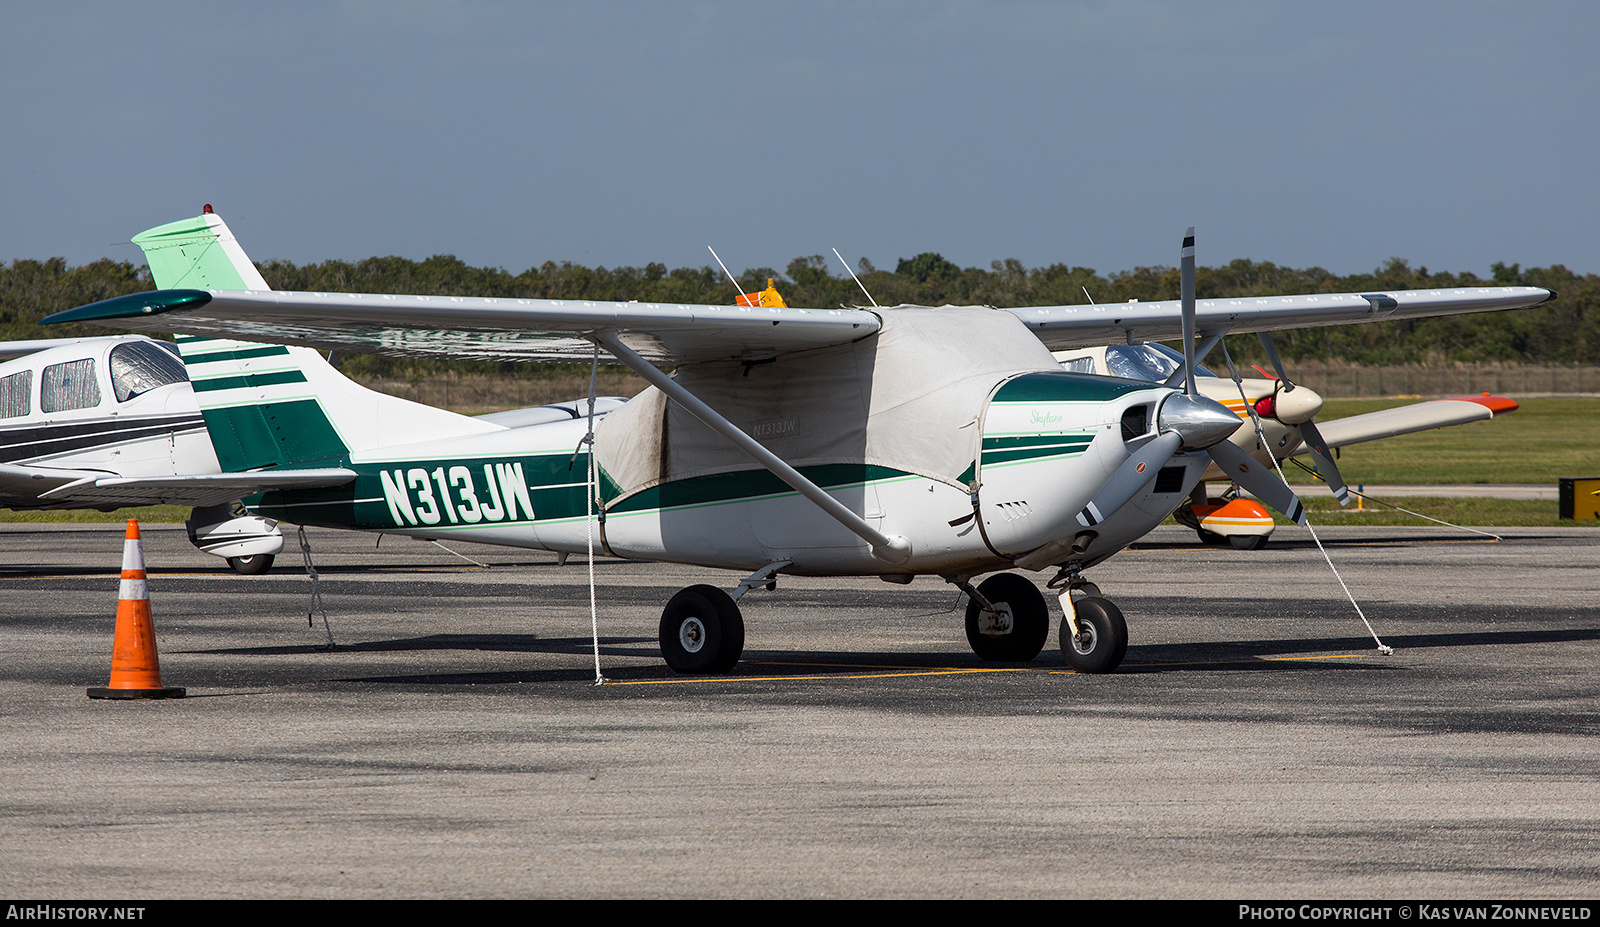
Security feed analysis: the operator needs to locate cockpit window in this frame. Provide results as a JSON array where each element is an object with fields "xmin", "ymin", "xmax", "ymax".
[
  {"xmin": 1103, "ymin": 343, "xmax": 1217, "ymax": 382},
  {"xmin": 0, "ymin": 371, "xmax": 31, "ymax": 419},
  {"xmin": 41, "ymin": 358, "xmax": 102, "ymax": 412},
  {"xmin": 109, "ymin": 341, "xmax": 188, "ymax": 402}
]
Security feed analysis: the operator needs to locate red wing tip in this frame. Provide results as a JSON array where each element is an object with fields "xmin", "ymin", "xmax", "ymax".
[{"xmin": 1449, "ymin": 393, "xmax": 1520, "ymax": 414}]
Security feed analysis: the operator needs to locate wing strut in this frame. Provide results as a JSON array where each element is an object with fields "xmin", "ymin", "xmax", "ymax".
[{"xmin": 593, "ymin": 333, "xmax": 913, "ymax": 565}]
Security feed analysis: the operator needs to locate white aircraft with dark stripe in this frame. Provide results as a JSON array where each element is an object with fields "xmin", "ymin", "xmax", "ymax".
[
  {"xmin": 0, "ymin": 334, "xmax": 302, "ymax": 572},
  {"xmin": 45, "ymin": 211, "xmax": 1556, "ymax": 673}
]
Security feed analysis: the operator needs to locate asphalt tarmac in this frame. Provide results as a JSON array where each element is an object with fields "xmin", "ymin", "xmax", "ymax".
[{"xmin": 1, "ymin": 522, "xmax": 1596, "ymax": 899}]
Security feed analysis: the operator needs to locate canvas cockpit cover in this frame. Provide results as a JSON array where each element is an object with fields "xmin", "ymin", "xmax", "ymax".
[{"xmin": 594, "ymin": 306, "xmax": 1061, "ymax": 504}]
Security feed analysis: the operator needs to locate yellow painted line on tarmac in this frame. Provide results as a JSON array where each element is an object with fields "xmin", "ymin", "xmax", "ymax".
[
  {"xmin": 603, "ymin": 663, "xmax": 1037, "ymax": 685},
  {"xmin": 610, "ymin": 652, "xmax": 1371, "ymax": 685},
  {"xmin": 1051, "ymin": 652, "xmax": 1369, "ymax": 672}
]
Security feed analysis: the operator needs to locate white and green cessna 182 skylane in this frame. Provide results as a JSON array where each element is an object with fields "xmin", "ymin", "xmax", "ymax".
[{"xmin": 45, "ymin": 210, "xmax": 1554, "ymax": 674}]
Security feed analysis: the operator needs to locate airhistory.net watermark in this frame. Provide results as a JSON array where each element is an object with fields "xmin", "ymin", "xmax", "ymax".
[{"xmin": 6, "ymin": 908, "xmax": 145, "ymax": 921}]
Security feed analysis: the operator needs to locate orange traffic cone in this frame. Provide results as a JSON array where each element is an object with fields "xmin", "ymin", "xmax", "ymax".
[{"xmin": 87, "ymin": 520, "xmax": 185, "ymax": 700}]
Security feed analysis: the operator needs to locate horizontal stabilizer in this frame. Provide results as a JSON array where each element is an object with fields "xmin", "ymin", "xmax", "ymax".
[{"xmin": 36, "ymin": 468, "xmax": 357, "ymax": 508}]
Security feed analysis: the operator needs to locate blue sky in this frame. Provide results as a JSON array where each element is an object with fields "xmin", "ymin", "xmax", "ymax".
[{"xmin": 3, "ymin": 1, "xmax": 1594, "ymax": 280}]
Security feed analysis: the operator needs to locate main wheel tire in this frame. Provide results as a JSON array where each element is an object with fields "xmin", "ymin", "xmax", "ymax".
[
  {"xmin": 1060, "ymin": 596, "xmax": 1128, "ymax": 673},
  {"xmin": 964, "ymin": 573, "xmax": 1050, "ymax": 662},
  {"xmin": 1197, "ymin": 528, "xmax": 1226, "ymax": 545},
  {"xmin": 1229, "ymin": 534, "xmax": 1269, "ymax": 551},
  {"xmin": 659, "ymin": 584, "xmax": 745, "ymax": 674},
  {"xmin": 227, "ymin": 554, "xmax": 275, "ymax": 575}
]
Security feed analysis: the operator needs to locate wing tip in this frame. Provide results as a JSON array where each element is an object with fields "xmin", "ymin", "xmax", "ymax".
[
  {"xmin": 41, "ymin": 290, "xmax": 213, "ymax": 326},
  {"xmin": 1450, "ymin": 393, "xmax": 1520, "ymax": 415}
]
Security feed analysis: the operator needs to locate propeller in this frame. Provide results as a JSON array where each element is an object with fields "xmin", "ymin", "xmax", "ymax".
[
  {"xmin": 1206, "ymin": 439, "xmax": 1306, "ymax": 526},
  {"xmin": 1076, "ymin": 228, "xmax": 1309, "ymax": 531},
  {"xmin": 1077, "ymin": 432, "xmax": 1182, "ymax": 528},
  {"xmin": 1255, "ymin": 331, "xmax": 1349, "ymax": 505}
]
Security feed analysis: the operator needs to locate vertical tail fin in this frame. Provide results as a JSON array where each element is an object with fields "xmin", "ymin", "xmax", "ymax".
[
  {"xmin": 133, "ymin": 209, "xmax": 271, "ymax": 291},
  {"xmin": 135, "ymin": 210, "xmax": 498, "ymax": 470}
]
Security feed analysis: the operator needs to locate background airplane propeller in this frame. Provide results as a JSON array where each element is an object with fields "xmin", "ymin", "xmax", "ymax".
[
  {"xmin": 1077, "ymin": 229, "xmax": 1312, "ymax": 535},
  {"xmin": 1253, "ymin": 331, "xmax": 1350, "ymax": 505}
]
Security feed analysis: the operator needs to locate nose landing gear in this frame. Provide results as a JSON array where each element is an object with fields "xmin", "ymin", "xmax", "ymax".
[
  {"xmin": 1058, "ymin": 596, "xmax": 1127, "ymax": 673},
  {"xmin": 1050, "ymin": 569, "xmax": 1128, "ymax": 673}
]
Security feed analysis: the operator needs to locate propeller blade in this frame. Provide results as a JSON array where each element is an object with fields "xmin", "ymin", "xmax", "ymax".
[
  {"xmin": 1257, "ymin": 331, "xmax": 1349, "ymax": 505},
  {"xmin": 1162, "ymin": 332, "xmax": 1223, "ymax": 389},
  {"xmin": 1296, "ymin": 419, "xmax": 1350, "ymax": 506},
  {"xmin": 1257, "ymin": 331, "xmax": 1292, "ymax": 387},
  {"xmin": 1180, "ymin": 227, "xmax": 1197, "ymax": 396},
  {"xmin": 1077, "ymin": 432, "xmax": 1182, "ymax": 528},
  {"xmin": 1207, "ymin": 439, "xmax": 1307, "ymax": 526}
]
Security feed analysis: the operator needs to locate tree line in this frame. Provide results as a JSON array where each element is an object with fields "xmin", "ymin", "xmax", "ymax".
[{"xmin": 2, "ymin": 251, "xmax": 1594, "ymax": 377}]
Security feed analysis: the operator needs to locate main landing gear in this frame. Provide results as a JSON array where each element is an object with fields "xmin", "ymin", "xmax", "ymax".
[
  {"xmin": 656, "ymin": 562, "xmax": 786, "ymax": 674},
  {"xmin": 653, "ymin": 567, "xmax": 1127, "ymax": 676},
  {"xmin": 962, "ymin": 573, "xmax": 1050, "ymax": 662},
  {"xmin": 227, "ymin": 554, "xmax": 275, "ymax": 575},
  {"xmin": 659, "ymin": 584, "xmax": 746, "ymax": 674}
]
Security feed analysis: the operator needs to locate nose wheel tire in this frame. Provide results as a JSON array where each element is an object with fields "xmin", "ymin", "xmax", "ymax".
[
  {"xmin": 964, "ymin": 573, "xmax": 1050, "ymax": 662},
  {"xmin": 659, "ymin": 584, "xmax": 745, "ymax": 674},
  {"xmin": 227, "ymin": 554, "xmax": 274, "ymax": 575},
  {"xmin": 1061, "ymin": 596, "xmax": 1127, "ymax": 673}
]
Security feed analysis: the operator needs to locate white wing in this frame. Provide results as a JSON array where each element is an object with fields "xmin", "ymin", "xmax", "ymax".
[
  {"xmin": 45, "ymin": 289, "xmax": 882, "ymax": 365},
  {"xmin": 1305, "ymin": 395, "xmax": 1518, "ymax": 450},
  {"xmin": 47, "ymin": 286, "xmax": 1552, "ymax": 364},
  {"xmin": 1003, "ymin": 289, "xmax": 1555, "ymax": 350}
]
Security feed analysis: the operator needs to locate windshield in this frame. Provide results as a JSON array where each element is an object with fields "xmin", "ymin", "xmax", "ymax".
[
  {"xmin": 109, "ymin": 340, "xmax": 188, "ymax": 402},
  {"xmin": 1103, "ymin": 343, "xmax": 1216, "ymax": 382}
]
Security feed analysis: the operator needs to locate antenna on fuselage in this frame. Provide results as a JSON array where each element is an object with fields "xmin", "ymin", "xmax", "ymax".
[
  {"xmin": 707, "ymin": 246, "xmax": 752, "ymax": 306},
  {"xmin": 830, "ymin": 248, "xmax": 880, "ymax": 309}
]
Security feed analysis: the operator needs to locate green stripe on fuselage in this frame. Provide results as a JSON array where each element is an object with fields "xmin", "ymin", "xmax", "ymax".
[
  {"xmin": 191, "ymin": 369, "xmax": 309, "ymax": 392},
  {"xmin": 251, "ymin": 453, "xmax": 595, "ymax": 531},
  {"xmin": 992, "ymin": 370, "xmax": 1154, "ymax": 403},
  {"xmin": 605, "ymin": 463, "xmax": 912, "ymax": 515},
  {"xmin": 980, "ymin": 433, "xmax": 1095, "ymax": 465},
  {"xmin": 981, "ymin": 434, "xmax": 1095, "ymax": 450},
  {"xmin": 251, "ymin": 458, "xmax": 922, "ymax": 534},
  {"xmin": 184, "ymin": 345, "xmax": 293, "ymax": 363}
]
